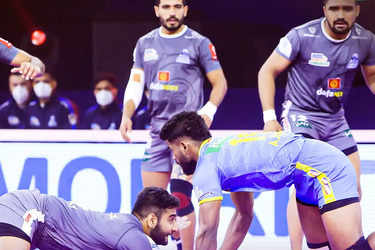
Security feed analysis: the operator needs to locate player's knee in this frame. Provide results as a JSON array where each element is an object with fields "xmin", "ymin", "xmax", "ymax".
[
  {"xmin": 346, "ymin": 236, "xmax": 372, "ymax": 250},
  {"xmin": 307, "ymin": 241, "xmax": 331, "ymax": 250},
  {"xmin": 170, "ymin": 178, "xmax": 194, "ymax": 216}
]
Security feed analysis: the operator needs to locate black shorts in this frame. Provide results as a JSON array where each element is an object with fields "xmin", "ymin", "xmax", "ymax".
[{"xmin": 0, "ymin": 222, "xmax": 31, "ymax": 243}]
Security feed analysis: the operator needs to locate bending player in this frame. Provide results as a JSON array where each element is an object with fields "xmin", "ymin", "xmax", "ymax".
[
  {"xmin": 160, "ymin": 111, "xmax": 375, "ymax": 250},
  {"xmin": 0, "ymin": 37, "xmax": 45, "ymax": 80},
  {"xmin": 0, "ymin": 187, "xmax": 179, "ymax": 250}
]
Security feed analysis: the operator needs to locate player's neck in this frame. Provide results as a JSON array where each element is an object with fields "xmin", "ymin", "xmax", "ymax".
[{"xmin": 160, "ymin": 25, "xmax": 186, "ymax": 36}]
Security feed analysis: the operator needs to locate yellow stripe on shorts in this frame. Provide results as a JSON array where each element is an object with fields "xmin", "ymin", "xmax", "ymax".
[
  {"xmin": 199, "ymin": 196, "xmax": 223, "ymax": 205},
  {"xmin": 296, "ymin": 162, "xmax": 336, "ymax": 204}
]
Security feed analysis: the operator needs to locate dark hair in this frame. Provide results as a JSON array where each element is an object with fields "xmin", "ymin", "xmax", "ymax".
[
  {"xmin": 160, "ymin": 111, "xmax": 211, "ymax": 142},
  {"xmin": 323, "ymin": 0, "xmax": 360, "ymax": 5},
  {"xmin": 154, "ymin": 0, "xmax": 188, "ymax": 6},
  {"xmin": 93, "ymin": 72, "xmax": 118, "ymax": 89},
  {"xmin": 132, "ymin": 187, "xmax": 179, "ymax": 219}
]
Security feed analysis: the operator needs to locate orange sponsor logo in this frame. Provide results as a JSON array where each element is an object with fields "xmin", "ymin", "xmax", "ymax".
[
  {"xmin": 209, "ymin": 44, "xmax": 217, "ymax": 60},
  {"xmin": 327, "ymin": 78, "xmax": 341, "ymax": 89},
  {"xmin": 133, "ymin": 73, "xmax": 141, "ymax": 83},
  {"xmin": 0, "ymin": 38, "xmax": 12, "ymax": 49},
  {"xmin": 158, "ymin": 71, "xmax": 170, "ymax": 82}
]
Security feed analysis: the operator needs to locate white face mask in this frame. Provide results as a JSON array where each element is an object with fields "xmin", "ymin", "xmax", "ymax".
[
  {"xmin": 33, "ymin": 82, "xmax": 53, "ymax": 99},
  {"xmin": 11, "ymin": 85, "xmax": 30, "ymax": 105},
  {"xmin": 95, "ymin": 90, "xmax": 114, "ymax": 106}
]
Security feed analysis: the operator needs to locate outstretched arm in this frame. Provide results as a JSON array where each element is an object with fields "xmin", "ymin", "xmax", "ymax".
[{"xmin": 196, "ymin": 200, "xmax": 221, "ymax": 250}]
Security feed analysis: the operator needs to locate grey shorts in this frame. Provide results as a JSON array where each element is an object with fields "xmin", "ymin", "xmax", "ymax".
[
  {"xmin": 141, "ymin": 134, "xmax": 174, "ymax": 172},
  {"xmin": 281, "ymin": 100, "xmax": 357, "ymax": 154},
  {"xmin": 0, "ymin": 189, "xmax": 45, "ymax": 240}
]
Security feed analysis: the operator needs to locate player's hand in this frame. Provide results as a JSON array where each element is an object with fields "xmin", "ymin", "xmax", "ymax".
[
  {"xmin": 11, "ymin": 61, "xmax": 42, "ymax": 80},
  {"xmin": 120, "ymin": 116, "xmax": 133, "ymax": 142},
  {"xmin": 200, "ymin": 114, "xmax": 212, "ymax": 128},
  {"xmin": 263, "ymin": 120, "xmax": 283, "ymax": 132}
]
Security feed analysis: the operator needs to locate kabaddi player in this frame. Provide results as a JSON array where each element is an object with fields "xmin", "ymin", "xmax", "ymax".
[
  {"xmin": 258, "ymin": 0, "xmax": 375, "ymax": 248},
  {"xmin": 0, "ymin": 187, "xmax": 179, "ymax": 250},
  {"xmin": 119, "ymin": 0, "xmax": 227, "ymax": 249},
  {"xmin": 160, "ymin": 111, "xmax": 375, "ymax": 250},
  {"xmin": 0, "ymin": 37, "xmax": 45, "ymax": 80}
]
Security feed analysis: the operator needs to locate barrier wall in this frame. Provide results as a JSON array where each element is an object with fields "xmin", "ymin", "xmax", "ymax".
[{"xmin": 0, "ymin": 130, "xmax": 374, "ymax": 249}]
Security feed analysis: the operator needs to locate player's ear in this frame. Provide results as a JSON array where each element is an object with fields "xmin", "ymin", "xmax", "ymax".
[
  {"xmin": 356, "ymin": 5, "xmax": 360, "ymax": 17},
  {"xmin": 183, "ymin": 5, "xmax": 188, "ymax": 17},
  {"xmin": 154, "ymin": 6, "xmax": 160, "ymax": 18},
  {"xmin": 147, "ymin": 213, "xmax": 158, "ymax": 229}
]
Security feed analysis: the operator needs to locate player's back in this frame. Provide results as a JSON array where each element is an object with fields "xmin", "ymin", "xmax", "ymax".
[{"xmin": 35, "ymin": 194, "xmax": 147, "ymax": 250}]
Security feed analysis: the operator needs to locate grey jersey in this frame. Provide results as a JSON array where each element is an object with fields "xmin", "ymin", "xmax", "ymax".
[
  {"xmin": 133, "ymin": 26, "xmax": 221, "ymax": 134},
  {"xmin": 0, "ymin": 37, "xmax": 18, "ymax": 65},
  {"xmin": 276, "ymin": 18, "xmax": 375, "ymax": 114},
  {"xmin": 0, "ymin": 190, "xmax": 152, "ymax": 250}
]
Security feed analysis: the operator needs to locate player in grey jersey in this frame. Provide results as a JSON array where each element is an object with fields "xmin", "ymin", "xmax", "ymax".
[
  {"xmin": 119, "ymin": 0, "xmax": 227, "ymax": 249},
  {"xmin": 258, "ymin": 0, "xmax": 375, "ymax": 249},
  {"xmin": 0, "ymin": 37, "xmax": 45, "ymax": 80},
  {"xmin": 0, "ymin": 187, "xmax": 179, "ymax": 250}
]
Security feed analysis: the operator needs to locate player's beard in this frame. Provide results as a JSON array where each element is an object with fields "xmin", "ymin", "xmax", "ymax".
[
  {"xmin": 180, "ymin": 159, "xmax": 197, "ymax": 175},
  {"xmin": 150, "ymin": 223, "xmax": 168, "ymax": 245},
  {"xmin": 160, "ymin": 15, "xmax": 185, "ymax": 33},
  {"xmin": 327, "ymin": 18, "xmax": 353, "ymax": 35}
]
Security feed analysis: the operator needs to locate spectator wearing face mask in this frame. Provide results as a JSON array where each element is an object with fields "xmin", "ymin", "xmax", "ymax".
[
  {"xmin": 79, "ymin": 73, "xmax": 122, "ymax": 130},
  {"xmin": 26, "ymin": 72, "xmax": 78, "ymax": 129},
  {"xmin": 0, "ymin": 73, "xmax": 33, "ymax": 128}
]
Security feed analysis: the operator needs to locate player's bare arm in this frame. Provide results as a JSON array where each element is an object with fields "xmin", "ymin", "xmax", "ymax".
[
  {"xmin": 196, "ymin": 200, "xmax": 221, "ymax": 250},
  {"xmin": 120, "ymin": 68, "xmax": 145, "ymax": 141},
  {"xmin": 362, "ymin": 64, "xmax": 375, "ymax": 94},
  {"xmin": 199, "ymin": 69, "xmax": 227, "ymax": 128},
  {"xmin": 220, "ymin": 192, "xmax": 254, "ymax": 250},
  {"xmin": 258, "ymin": 51, "xmax": 292, "ymax": 131},
  {"xmin": 10, "ymin": 51, "xmax": 45, "ymax": 80}
]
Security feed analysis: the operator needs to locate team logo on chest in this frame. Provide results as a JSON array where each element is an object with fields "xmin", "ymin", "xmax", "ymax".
[
  {"xmin": 327, "ymin": 78, "xmax": 341, "ymax": 89},
  {"xmin": 308, "ymin": 53, "xmax": 330, "ymax": 67},
  {"xmin": 144, "ymin": 48, "xmax": 159, "ymax": 62},
  {"xmin": 176, "ymin": 49, "xmax": 191, "ymax": 64},
  {"xmin": 347, "ymin": 53, "xmax": 359, "ymax": 69}
]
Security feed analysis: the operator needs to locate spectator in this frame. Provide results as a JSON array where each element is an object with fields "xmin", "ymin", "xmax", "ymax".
[
  {"xmin": 0, "ymin": 72, "xmax": 33, "ymax": 128},
  {"xmin": 80, "ymin": 73, "xmax": 122, "ymax": 130}
]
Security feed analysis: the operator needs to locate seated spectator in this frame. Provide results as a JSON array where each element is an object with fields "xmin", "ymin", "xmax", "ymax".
[
  {"xmin": 26, "ymin": 72, "xmax": 77, "ymax": 129},
  {"xmin": 80, "ymin": 73, "xmax": 122, "ymax": 129},
  {"xmin": 0, "ymin": 73, "xmax": 33, "ymax": 128}
]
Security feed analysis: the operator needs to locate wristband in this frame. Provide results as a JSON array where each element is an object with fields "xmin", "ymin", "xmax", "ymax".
[
  {"xmin": 197, "ymin": 101, "xmax": 217, "ymax": 121},
  {"xmin": 263, "ymin": 109, "xmax": 277, "ymax": 123}
]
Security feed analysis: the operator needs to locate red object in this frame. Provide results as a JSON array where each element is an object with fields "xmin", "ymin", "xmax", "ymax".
[
  {"xmin": 158, "ymin": 71, "xmax": 170, "ymax": 82},
  {"xmin": 209, "ymin": 43, "xmax": 218, "ymax": 60},
  {"xmin": 31, "ymin": 30, "xmax": 47, "ymax": 46},
  {"xmin": 327, "ymin": 78, "xmax": 341, "ymax": 89}
]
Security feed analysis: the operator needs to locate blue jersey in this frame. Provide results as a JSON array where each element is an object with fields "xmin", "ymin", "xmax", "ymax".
[
  {"xmin": 193, "ymin": 132, "xmax": 304, "ymax": 205},
  {"xmin": 0, "ymin": 37, "xmax": 18, "ymax": 65},
  {"xmin": 276, "ymin": 18, "xmax": 375, "ymax": 114},
  {"xmin": 0, "ymin": 190, "xmax": 153, "ymax": 250},
  {"xmin": 25, "ymin": 96, "xmax": 74, "ymax": 129},
  {"xmin": 133, "ymin": 26, "xmax": 222, "ymax": 134},
  {"xmin": 80, "ymin": 102, "xmax": 122, "ymax": 129},
  {"xmin": 0, "ymin": 98, "xmax": 29, "ymax": 129}
]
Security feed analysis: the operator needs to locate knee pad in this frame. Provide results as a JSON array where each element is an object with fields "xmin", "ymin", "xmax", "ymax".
[
  {"xmin": 307, "ymin": 241, "xmax": 331, "ymax": 250},
  {"xmin": 170, "ymin": 178, "xmax": 194, "ymax": 216},
  {"xmin": 346, "ymin": 236, "xmax": 371, "ymax": 250}
]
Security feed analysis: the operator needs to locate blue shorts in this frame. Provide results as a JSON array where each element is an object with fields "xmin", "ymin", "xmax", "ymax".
[
  {"xmin": 293, "ymin": 139, "xmax": 359, "ymax": 213},
  {"xmin": 141, "ymin": 134, "xmax": 174, "ymax": 172},
  {"xmin": 281, "ymin": 101, "xmax": 357, "ymax": 155}
]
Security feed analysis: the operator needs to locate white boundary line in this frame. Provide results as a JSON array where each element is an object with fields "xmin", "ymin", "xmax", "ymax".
[{"xmin": 0, "ymin": 129, "xmax": 374, "ymax": 143}]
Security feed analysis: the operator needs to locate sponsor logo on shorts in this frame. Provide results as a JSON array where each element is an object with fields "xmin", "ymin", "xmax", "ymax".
[
  {"xmin": 321, "ymin": 177, "xmax": 333, "ymax": 196},
  {"xmin": 22, "ymin": 209, "xmax": 45, "ymax": 236},
  {"xmin": 327, "ymin": 78, "xmax": 341, "ymax": 89},
  {"xmin": 295, "ymin": 115, "xmax": 312, "ymax": 129},
  {"xmin": 344, "ymin": 129, "xmax": 353, "ymax": 138},
  {"xmin": 209, "ymin": 44, "xmax": 218, "ymax": 60},
  {"xmin": 144, "ymin": 48, "xmax": 159, "ymax": 62},
  {"xmin": 308, "ymin": 53, "xmax": 330, "ymax": 67},
  {"xmin": 316, "ymin": 88, "xmax": 343, "ymax": 98},
  {"xmin": 347, "ymin": 53, "xmax": 359, "ymax": 69},
  {"xmin": 158, "ymin": 71, "xmax": 170, "ymax": 82}
]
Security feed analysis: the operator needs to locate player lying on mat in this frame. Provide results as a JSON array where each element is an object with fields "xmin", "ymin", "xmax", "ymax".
[
  {"xmin": 0, "ymin": 187, "xmax": 179, "ymax": 250},
  {"xmin": 160, "ymin": 111, "xmax": 375, "ymax": 250}
]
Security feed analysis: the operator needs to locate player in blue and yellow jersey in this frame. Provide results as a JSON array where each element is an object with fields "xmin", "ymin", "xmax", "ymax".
[
  {"xmin": 258, "ymin": 0, "xmax": 375, "ymax": 248},
  {"xmin": 0, "ymin": 187, "xmax": 179, "ymax": 250},
  {"xmin": 119, "ymin": 0, "xmax": 228, "ymax": 249},
  {"xmin": 160, "ymin": 111, "xmax": 375, "ymax": 250},
  {"xmin": 0, "ymin": 37, "xmax": 45, "ymax": 80}
]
